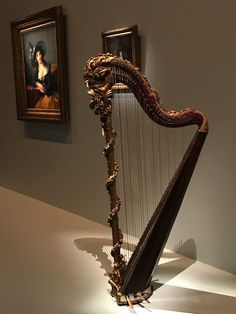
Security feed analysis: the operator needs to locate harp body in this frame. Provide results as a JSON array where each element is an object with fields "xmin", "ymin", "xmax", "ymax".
[{"xmin": 84, "ymin": 54, "xmax": 208, "ymax": 305}]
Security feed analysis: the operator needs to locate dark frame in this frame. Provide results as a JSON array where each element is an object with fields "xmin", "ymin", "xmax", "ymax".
[
  {"xmin": 102, "ymin": 25, "xmax": 140, "ymax": 67},
  {"xmin": 11, "ymin": 6, "xmax": 69, "ymax": 123}
]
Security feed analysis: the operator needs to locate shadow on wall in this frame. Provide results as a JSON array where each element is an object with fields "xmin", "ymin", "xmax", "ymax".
[
  {"xmin": 24, "ymin": 121, "xmax": 72, "ymax": 143},
  {"xmin": 175, "ymin": 238, "xmax": 197, "ymax": 260}
]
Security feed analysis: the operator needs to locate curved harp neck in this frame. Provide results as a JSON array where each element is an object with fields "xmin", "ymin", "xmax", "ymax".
[{"xmin": 84, "ymin": 54, "xmax": 208, "ymax": 133}]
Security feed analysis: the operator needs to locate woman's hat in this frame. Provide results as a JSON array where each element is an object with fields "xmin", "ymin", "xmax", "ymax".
[{"xmin": 33, "ymin": 41, "xmax": 46, "ymax": 58}]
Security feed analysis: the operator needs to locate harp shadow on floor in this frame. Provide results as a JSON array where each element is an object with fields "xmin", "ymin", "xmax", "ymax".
[
  {"xmin": 74, "ymin": 237, "xmax": 196, "ymax": 292},
  {"xmin": 74, "ymin": 237, "xmax": 236, "ymax": 313}
]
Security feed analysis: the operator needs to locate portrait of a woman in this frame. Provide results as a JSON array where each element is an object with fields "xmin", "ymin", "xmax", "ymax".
[
  {"xmin": 11, "ymin": 6, "xmax": 69, "ymax": 122},
  {"xmin": 26, "ymin": 41, "xmax": 59, "ymax": 109}
]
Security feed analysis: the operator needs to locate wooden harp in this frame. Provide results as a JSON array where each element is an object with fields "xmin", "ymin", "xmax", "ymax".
[{"xmin": 83, "ymin": 54, "xmax": 208, "ymax": 305}]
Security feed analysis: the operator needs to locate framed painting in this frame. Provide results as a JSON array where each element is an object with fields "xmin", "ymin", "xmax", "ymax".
[
  {"xmin": 102, "ymin": 25, "xmax": 140, "ymax": 66},
  {"xmin": 102, "ymin": 25, "xmax": 140, "ymax": 90},
  {"xmin": 11, "ymin": 6, "xmax": 69, "ymax": 123}
]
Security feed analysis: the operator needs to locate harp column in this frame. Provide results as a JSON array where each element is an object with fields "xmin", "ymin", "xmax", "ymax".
[{"xmin": 91, "ymin": 92, "xmax": 126, "ymax": 289}]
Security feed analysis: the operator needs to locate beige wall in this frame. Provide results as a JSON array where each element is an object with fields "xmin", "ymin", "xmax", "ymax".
[{"xmin": 0, "ymin": 0, "xmax": 235, "ymax": 273}]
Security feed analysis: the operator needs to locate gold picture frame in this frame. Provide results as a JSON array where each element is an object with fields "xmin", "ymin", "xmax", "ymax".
[{"xmin": 11, "ymin": 6, "xmax": 69, "ymax": 123}]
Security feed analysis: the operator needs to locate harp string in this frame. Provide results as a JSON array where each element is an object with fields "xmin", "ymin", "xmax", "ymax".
[
  {"xmin": 112, "ymin": 89, "xmax": 172, "ymax": 263},
  {"xmin": 114, "ymin": 90, "xmax": 130, "ymax": 262},
  {"xmin": 135, "ymin": 97, "xmax": 146, "ymax": 239},
  {"xmin": 113, "ymin": 92, "xmax": 134, "ymax": 260},
  {"xmin": 111, "ymin": 77, "xmax": 190, "ymax": 267}
]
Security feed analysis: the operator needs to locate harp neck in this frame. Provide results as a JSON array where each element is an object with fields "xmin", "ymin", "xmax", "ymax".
[{"xmin": 84, "ymin": 54, "xmax": 208, "ymax": 133}]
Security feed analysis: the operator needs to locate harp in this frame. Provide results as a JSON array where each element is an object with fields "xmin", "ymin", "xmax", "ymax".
[{"xmin": 83, "ymin": 54, "xmax": 208, "ymax": 306}]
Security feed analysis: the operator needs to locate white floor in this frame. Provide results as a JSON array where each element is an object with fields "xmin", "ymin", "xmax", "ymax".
[{"xmin": 0, "ymin": 186, "xmax": 235, "ymax": 314}]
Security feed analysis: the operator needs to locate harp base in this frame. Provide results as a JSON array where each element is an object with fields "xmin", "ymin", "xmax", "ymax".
[{"xmin": 111, "ymin": 284, "xmax": 153, "ymax": 306}]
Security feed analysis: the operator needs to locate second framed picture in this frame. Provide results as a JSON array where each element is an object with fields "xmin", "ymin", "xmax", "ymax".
[
  {"xmin": 102, "ymin": 25, "xmax": 140, "ymax": 67},
  {"xmin": 11, "ymin": 6, "xmax": 69, "ymax": 123},
  {"xmin": 102, "ymin": 25, "xmax": 140, "ymax": 90}
]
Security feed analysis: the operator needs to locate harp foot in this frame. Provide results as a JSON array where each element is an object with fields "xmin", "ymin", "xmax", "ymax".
[{"xmin": 111, "ymin": 284, "xmax": 153, "ymax": 306}]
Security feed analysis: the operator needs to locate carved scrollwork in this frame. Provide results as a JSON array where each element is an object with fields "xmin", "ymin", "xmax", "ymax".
[{"xmin": 84, "ymin": 54, "xmax": 208, "ymax": 133}]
